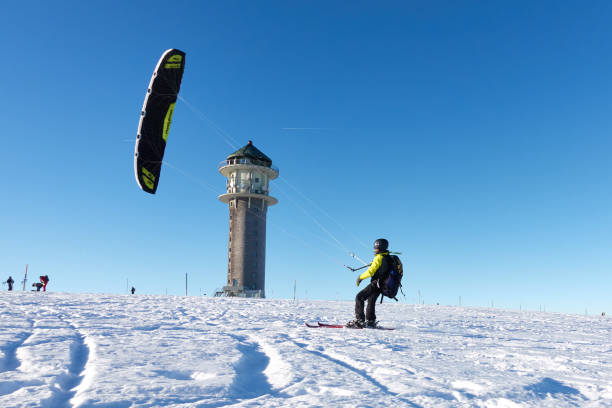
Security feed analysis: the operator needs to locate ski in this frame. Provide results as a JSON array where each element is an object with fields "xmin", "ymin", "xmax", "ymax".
[
  {"xmin": 321, "ymin": 321, "xmax": 394, "ymax": 330},
  {"xmin": 305, "ymin": 322, "xmax": 395, "ymax": 330},
  {"xmin": 318, "ymin": 322, "xmax": 346, "ymax": 328},
  {"xmin": 22, "ymin": 264, "xmax": 28, "ymax": 291}
]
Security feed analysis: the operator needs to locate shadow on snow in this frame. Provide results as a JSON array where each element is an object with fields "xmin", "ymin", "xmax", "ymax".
[{"xmin": 524, "ymin": 377, "xmax": 583, "ymax": 400}]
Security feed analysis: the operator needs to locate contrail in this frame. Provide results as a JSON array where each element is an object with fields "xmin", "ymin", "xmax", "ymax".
[{"xmin": 281, "ymin": 127, "xmax": 333, "ymax": 131}]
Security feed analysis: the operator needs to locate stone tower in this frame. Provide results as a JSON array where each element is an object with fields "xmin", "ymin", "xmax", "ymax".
[{"xmin": 218, "ymin": 141, "xmax": 278, "ymax": 298}]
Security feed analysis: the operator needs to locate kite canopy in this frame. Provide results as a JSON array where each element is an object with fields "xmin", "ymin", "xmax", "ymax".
[{"xmin": 134, "ymin": 49, "xmax": 186, "ymax": 194}]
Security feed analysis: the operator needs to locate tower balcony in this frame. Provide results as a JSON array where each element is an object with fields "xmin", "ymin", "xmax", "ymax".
[
  {"xmin": 218, "ymin": 159, "xmax": 279, "ymax": 180},
  {"xmin": 218, "ymin": 191, "xmax": 278, "ymax": 205}
]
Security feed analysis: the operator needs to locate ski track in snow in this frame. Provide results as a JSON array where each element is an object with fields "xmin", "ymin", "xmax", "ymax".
[
  {"xmin": 286, "ymin": 336, "xmax": 421, "ymax": 407},
  {"xmin": 0, "ymin": 292, "xmax": 610, "ymax": 407},
  {"xmin": 40, "ymin": 316, "xmax": 91, "ymax": 408},
  {"xmin": 0, "ymin": 331, "xmax": 31, "ymax": 374},
  {"xmin": 226, "ymin": 334, "xmax": 276, "ymax": 400}
]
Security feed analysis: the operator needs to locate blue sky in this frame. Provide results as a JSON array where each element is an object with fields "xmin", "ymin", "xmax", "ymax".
[{"xmin": 1, "ymin": 1, "xmax": 610, "ymax": 315}]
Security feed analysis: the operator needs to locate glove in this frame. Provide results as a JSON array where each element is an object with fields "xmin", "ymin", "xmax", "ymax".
[{"xmin": 356, "ymin": 277, "xmax": 362, "ymax": 286}]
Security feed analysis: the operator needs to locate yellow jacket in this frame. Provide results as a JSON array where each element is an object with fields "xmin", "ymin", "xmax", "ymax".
[{"xmin": 359, "ymin": 251, "xmax": 390, "ymax": 280}]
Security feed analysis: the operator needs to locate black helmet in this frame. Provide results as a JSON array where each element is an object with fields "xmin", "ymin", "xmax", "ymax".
[{"xmin": 373, "ymin": 238, "xmax": 388, "ymax": 252}]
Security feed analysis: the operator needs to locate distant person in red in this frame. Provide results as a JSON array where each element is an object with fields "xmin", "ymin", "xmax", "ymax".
[{"xmin": 40, "ymin": 275, "xmax": 49, "ymax": 292}]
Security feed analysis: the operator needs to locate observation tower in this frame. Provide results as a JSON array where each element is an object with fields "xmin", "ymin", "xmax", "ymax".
[{"xmin": 218, "ymin": 141, "xmax": 278, "ymax": 298}]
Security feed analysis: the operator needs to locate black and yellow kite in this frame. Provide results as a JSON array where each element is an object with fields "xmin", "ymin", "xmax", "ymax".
[{"xmin": 134, "ymin": 49, "xmax": 186, "ymax": 194}]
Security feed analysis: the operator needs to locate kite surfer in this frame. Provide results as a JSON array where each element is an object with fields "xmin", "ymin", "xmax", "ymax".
[{"xmin": 346, "ymin": 239, "xmax": 392, "ymax": 328}]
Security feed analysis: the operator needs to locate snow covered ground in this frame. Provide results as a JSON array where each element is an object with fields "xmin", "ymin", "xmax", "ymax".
[{"xmin": 0, "ymin": 292, "xmax": 610, "ymax": 407}]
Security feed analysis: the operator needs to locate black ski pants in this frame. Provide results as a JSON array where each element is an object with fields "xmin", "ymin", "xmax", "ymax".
[{"xmin": 355, "ymin": 281, "xmax": 381, "ymax": 322}]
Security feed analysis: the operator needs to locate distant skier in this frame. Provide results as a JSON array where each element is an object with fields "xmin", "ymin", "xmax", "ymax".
[
  {"xmin": 347, "ymin": 238, "xmax": 392, "ymax": 328},
  {"xmin": 6, "ymin": 276, "xmax": 14, "ymax": 291},
  {"xmin": 40, "ymin": 275, "xmax": 49, "ymax": 292},
  {"xmin": 131, "ymin": 286, "xmax": 135, "ymax": 294}
]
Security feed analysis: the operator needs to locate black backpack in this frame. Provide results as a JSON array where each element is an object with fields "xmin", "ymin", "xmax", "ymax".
[{"xmin": 379, "ymin": 255, "xmax": 403, "ymax": 303}]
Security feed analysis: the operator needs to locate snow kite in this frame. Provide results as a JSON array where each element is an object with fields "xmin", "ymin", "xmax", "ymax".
[{"xmin": 134, "ymin": 49, "xmax": 186, "ymax": 194}]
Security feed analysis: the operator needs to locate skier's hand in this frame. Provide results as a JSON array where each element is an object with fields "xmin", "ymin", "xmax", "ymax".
[{"xmin": 356, "ymin": 277, "xmax": 362, "ymax": 286}]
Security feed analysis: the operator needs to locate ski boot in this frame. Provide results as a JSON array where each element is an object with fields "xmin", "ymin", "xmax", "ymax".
[
  {"xmin": 346, "ymin": 319, "xmax": 365, "ymax": 328},
  {"xmin": 365, "ymin": 320, "xmax": 378, "ymax": 328}
]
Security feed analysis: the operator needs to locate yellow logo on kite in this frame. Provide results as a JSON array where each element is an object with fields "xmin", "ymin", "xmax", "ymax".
[
  {"xmin": 163, "ymin": 103, "xmax": 175, "ymax": 142},
  {"xmin": 165, "ymin": 55, "xmax": 183, "ymax": 69},
  {"xmin": 141, "ymin": 167, "xmax": 156, "ymax": 190}
]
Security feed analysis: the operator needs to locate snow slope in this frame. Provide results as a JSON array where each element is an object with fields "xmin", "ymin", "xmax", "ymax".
[{"xmin": 0, "ymin": 292, "xmax": 610, "ymax": 407}]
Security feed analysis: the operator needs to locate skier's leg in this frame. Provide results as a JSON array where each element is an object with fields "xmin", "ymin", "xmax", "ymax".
[
  {"xmin": 355, "ymin": 284, "xmax": 375, "ymax": 321},
  {"xmin": 365, "ymin": 288, "xmax": 380, "ymax": 322}
]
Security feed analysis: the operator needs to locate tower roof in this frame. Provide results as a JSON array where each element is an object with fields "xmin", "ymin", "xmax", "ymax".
[{"xmin": 226, "ymin": 141, "xmax": 272, "ymax": 165}]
